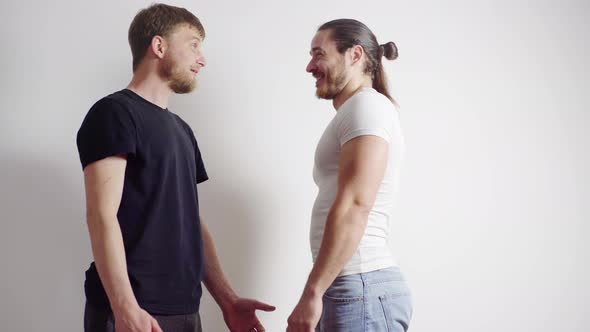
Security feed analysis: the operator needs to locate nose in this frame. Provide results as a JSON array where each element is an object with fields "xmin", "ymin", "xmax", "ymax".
[
  {"xmin": 198, "ymin": 55, "xmax": 206, "ymax": 68},
  {"xmin": 306, "ymin": 59, "xmax": 316, "ymax": 73}
]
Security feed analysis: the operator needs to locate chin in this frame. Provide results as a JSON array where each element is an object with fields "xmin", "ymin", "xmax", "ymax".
[
  {"xmin": 171, "ymin": 81, "xmax": 196, "ymax": 94},
  {"xmin": 315, "ymin": 87, "xmax": 334, "ymax": 100}
]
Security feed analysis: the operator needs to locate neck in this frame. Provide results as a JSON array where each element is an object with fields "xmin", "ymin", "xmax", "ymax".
[
  {"xmin": 332, "ymin": 74, "xmax": 372, "ymax": 110},
  {"xmin": 126, "ymin": 65, "xmax": 173, "ymax": 109}
]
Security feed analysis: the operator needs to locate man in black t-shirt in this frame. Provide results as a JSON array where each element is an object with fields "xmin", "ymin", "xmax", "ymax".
[{"xmin": 77, "ymin": 4, "xmax": 274, "ymax": 332}]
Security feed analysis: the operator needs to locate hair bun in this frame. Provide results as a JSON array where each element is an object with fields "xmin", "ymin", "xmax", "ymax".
[{"xmin": 381, "ymin": 41, "xmax": 398, "ymax": 60}]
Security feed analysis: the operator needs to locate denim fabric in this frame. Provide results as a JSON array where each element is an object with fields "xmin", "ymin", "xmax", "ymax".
[{"xmin": 317, "ymin": 267, "xmax": 412, "ymax": 332}]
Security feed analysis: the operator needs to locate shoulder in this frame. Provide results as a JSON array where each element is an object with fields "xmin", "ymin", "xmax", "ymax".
[
  {"xmin": 349, "ymin": 89, "xmax": 394, "ymax": 114},
  {"xmin": 337, "ymin": 89, "xmax": 397, "ymax": 126},
  {"xmin": 87, "ymin": 91, "xmax": 135, "ymax": 120},
  {"xmin": 78, "ymin": 91, "xmax": 138, "ymax": 138}
]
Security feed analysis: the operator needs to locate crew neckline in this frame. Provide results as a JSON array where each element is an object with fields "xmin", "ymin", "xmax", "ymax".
[{"xmin": 122, "ymin": 89, "xmax": 169, "ymax": 112}]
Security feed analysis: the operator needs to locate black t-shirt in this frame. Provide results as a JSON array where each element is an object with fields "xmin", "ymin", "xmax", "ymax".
[{"xmin": 76, "ymin": 89, "xmax": 208, "ymax": 315}]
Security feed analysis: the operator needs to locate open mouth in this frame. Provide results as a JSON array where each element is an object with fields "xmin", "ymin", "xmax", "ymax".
[{"xmin": 313, "ymin": 71, "xmax": 325, "ymax": 86}]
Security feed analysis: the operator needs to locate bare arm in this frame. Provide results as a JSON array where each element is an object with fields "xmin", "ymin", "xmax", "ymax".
[
  {"xmin": 201, "ymin": 219, "xmax": 238, "ymax": 311},
  {"xmin": 287, "ymin": 135, "xmax": 388, "ymax": 331},
  {"xmin": 84, "ymin": 156, "xmax": 136, "ymax": 310},
  {"xmin": 83, "ymin": 156, "xmax": 160, "ymax": 332},
  {"xmin": 303, "ymin": 135, "xmax": 389, "ymax": 296},
  {"xmin": 200, "ymin": 218, "xmax": 275, "ymax": 331}
]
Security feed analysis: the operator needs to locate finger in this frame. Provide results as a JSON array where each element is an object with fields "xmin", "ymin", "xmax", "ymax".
[{"xmin": 151, "ymin": 316, "xmax": 163, "ymax": 332}]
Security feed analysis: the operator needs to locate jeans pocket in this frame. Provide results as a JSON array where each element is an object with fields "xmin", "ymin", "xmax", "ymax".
[
  {"xmin": 378, "ymin": 293, "xmax": 413, "ymax": 332},
  {"xmin": 320, "ymin": 295, "xmax": 364, "ymax": 332}
]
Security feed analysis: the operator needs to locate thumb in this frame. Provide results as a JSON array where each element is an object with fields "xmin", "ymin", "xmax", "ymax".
[
  {"xmin": 253, "ymin": 300, "xmax": 276, "ymax": 312},
  {"xmin": 151, "ymin": 316, "xmax": 163, "ymax": 332}
]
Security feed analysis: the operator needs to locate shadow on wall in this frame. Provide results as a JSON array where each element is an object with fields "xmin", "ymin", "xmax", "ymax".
[
  {"xmin": 197, "ymin": 173, "xmax": 274, "ymax": 330},
  {"xmin": 170, "ymin": 84, "xmax": 281, "ymax": 329},
  {"xmin": 0, "ymin": 152, "xmax": 91, "ymax": 332}
]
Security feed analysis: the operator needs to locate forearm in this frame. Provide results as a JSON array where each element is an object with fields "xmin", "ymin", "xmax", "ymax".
[
  {"xmin": 201, "ymin": 221, "xmax": 237, "ymax": 311},
  {"xmin": 87, "ymin": 214, "xmax": 138, "ymax": 313},
  {"xmin": 304, "ymin": 203, "xmax": 369, "ymax": 297}
]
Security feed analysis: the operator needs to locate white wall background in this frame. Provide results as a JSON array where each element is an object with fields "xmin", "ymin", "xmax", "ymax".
[{"xmin": 0, "ymin": 0, "xmax": 588, "ymax": 331}]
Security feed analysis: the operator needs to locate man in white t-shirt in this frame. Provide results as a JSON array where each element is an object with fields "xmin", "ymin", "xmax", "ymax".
[{"xmin": 287, "ymin": 19, "xmax": 412, "ymax": 332}]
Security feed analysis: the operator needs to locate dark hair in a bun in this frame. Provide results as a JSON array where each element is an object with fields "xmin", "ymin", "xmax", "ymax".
[{"xmin": 381, "ymin": 42, "xmax": 398, "ymax": 60}]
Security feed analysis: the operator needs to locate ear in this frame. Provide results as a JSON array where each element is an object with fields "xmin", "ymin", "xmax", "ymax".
[
  {"xmin": 349, "ymin": 44, "xmax": 364, "ymax": 65},
  {"xmin": 149, "ymin": 35, "xmax": 167, "ymax": 60}
]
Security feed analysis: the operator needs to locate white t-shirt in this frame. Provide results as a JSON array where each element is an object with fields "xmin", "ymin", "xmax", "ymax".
[{"xmin": 310, "ymin": 87, "xmax": 405, "ymax": 276}]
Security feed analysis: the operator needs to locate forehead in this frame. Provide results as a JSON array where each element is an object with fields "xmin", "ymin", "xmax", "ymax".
[{"xmin": 310, "ymin": 30, "xmax": 336, "ymax": 53}]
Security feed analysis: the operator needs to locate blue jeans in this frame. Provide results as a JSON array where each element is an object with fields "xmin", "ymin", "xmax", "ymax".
[{"xmin": 317, "ymin": 267, "xmax": 412, "ymax": 332}]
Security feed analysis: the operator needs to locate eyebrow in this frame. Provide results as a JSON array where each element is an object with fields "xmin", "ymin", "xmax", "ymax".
[{"xmin": 310, "ymin": 47, "xmax": 325, "ymax": 55}]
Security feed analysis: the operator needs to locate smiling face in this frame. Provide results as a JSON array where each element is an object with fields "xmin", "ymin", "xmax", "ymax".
[
  {"xmin": 305, "ymin": 29, "xmax": 350, "ymax": 100},
  {"xmin": 158, "ymin": 24, "xmax": 206, "ymax": 94}
]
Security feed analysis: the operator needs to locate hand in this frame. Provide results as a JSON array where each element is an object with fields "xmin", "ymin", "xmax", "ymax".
[
  {"xmin": 114, "ymin": 305, "xmax": 162, "ymax": 332},
  {"xmin": 222, "ymin": 297, "xmax": 276, "ymax": 332},
  {"xmin": 286, "ymin": 292, "xmax": 323, "ymax": 332}
]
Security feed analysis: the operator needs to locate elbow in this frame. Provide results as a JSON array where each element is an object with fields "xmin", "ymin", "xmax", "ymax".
[
  {"xmin": 351, "ymin": 198, "xmax": 373, "ymax": 217},
  {"xmin": 337, "ymin": 198, "xmax": 372, "ymax": 228}
]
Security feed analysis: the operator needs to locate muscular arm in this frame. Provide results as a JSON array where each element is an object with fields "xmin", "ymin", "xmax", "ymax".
[{"xmin": 303, "ymin": 135, "xmax": 389, "ymax": 297}]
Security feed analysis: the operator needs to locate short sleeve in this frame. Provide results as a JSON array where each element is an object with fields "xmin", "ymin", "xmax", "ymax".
[
  {"xmin": 194, "ymin": 137, "xmax": 209, "ymax": 184},
  {"xmin": 76, "ymin": 98, "xmax": 137, "ymax": 169},
  {"xmin": 336, "ymin": 99, "xmax": 393, "ymax": 146},
  {"xmin": 180, "ymin": 120, "xmax": 209, "ymax": 184}
]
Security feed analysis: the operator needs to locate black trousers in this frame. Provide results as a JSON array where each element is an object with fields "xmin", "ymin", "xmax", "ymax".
[{"xmin": 84, "ymin": 302, "xmax": 202, "ymax": 332}]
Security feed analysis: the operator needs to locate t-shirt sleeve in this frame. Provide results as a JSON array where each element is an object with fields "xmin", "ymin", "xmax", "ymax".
[
  {"xmin": 76, "ymin": 98, "xmax": 137, "ymax": 169},
  {"xmin": 194, "ymin": 137, "xmax": 209, "ymax": 184},
  {"xmin": 182, "ymin": 121, "xmax": 209, "ymax": 184},
  {"xmin": 336, "ymin": 100, "xmax": 393, "ymax": 146}
]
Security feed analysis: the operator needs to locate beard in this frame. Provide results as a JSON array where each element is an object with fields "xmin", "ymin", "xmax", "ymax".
[
  {"xmin": 159, "ymin": 55, "xmax": 197, "ymax": 94},
  {"xmin": 315, "ymin": 59, "xmax": 347, "ymax": 100}
]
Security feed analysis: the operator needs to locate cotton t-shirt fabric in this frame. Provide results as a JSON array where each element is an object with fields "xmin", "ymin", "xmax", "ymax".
[
  {"xmin": 76, "ymin": 89, "xmax": 208, "ymax": 314},
  {"xmin": 310, "ymin": 87, "xmax": 405, "ymax": 276}
]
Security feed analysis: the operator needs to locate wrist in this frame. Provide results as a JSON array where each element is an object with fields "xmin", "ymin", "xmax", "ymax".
[
  {"xmin": 111, "ymin": 296, "xmax": 140, "ymax": 316},
  {"xmin": 218, "ymin": 290, "xmax": 239, "ymax": 313},
  {"xmin": 302, "ymin": 284, "xmax": 323, "ymax": 300}
]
